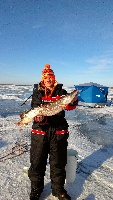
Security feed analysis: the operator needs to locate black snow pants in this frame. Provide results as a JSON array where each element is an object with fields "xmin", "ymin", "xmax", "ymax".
[{"xmin": 28, "ymin": 125, "xmax": 69, "ymax": 194}]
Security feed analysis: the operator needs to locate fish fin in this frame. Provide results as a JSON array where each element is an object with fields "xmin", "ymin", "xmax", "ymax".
[
  {"xmin": 20, "ymin": 112, "xmax": 25, "ymax": 119},
  {"xmin": 60, "ymin": 105, "xmax": 66, "ymax": 109},
  {"xmin": 16, "ymin": 122, "xmax": 21, "ymax": 126},
  {"xmin": 24, "ymin": 123, "xmax": 28, "ymax": 127}
]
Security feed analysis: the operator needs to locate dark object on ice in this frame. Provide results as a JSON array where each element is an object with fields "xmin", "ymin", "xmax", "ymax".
[
  {"xmin": 0, "ymin": 141, "xmax": 30, "ymax": 161},
  {"xmin": 52, "ymin": 189, "xmax": 71, "ymax": 199},
  {"xmin": 30, "ymin": 188, "xmax": 42, "ymax": 200}
]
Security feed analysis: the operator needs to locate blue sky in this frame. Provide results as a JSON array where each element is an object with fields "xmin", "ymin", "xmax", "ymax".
[{"xmin": 0, "ymin": 0, "xmax": 113, "ymax": 87}]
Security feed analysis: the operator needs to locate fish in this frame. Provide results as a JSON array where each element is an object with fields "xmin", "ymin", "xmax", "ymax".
[{"xmin": 17, "ymin": 89, "xmax": 78, "ymax": 128}]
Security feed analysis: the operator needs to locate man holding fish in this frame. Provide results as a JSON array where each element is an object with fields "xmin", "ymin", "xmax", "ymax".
[{"xmin": 28, "ymin": 64, "xmax": 78, "ymax": 200}]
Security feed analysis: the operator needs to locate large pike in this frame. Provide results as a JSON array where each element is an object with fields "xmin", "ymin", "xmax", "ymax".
[{"xmin": 17, "ymin": 89, "xmax": 78, "ymax": 127}]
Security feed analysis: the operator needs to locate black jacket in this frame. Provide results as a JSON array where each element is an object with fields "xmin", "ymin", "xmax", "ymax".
[{"xmin": 31, "ymin": 83, "xmax": 76, "ymax": 130}]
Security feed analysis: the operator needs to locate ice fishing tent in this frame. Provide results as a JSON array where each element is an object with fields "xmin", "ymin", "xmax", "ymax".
[{"xmin": 74, "ymin": 82, "xmax": 109, "ymax": 107}]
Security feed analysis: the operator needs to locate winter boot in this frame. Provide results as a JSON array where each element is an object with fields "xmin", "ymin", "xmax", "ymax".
[
  {"xmin": 30, "ymin": 188, "xmax": 42, "ymax": 200},
  {"xmin": 52, "ymin": 189, "xmax": 71, "ymax": 200}
]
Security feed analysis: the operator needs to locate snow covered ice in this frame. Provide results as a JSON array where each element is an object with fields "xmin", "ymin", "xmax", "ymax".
[{"xmin": 0, "ymin": 84, "xmax": 113, "ymax": 200}]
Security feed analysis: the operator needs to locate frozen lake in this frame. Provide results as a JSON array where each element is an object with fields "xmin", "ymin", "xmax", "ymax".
[{"xmin": 0, "ymin": 84, "xmax": 113, "ymax": 200}]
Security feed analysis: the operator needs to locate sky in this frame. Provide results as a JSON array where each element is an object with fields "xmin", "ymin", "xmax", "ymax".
[{"xmin": 0, "ymin": 0, "xmax": 113, "ymax": 87}]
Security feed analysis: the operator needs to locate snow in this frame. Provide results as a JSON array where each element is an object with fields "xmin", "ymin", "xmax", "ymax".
[{"xmin": 0, "ymin": 84, "xmax": 113, "ymax": 200}]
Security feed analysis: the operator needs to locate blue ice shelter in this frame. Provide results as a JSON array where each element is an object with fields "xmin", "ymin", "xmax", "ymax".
[{"xmin": 74, "ymin": 84, "xmax": 109, "ymax": 106}]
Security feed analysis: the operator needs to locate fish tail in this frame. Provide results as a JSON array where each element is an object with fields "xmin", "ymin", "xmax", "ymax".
[
  {"xmin": 20, "ymin": 112, "xmax": 25, "ymax": 119},
  {"xmin": 16, "ymin": 122, "xmax": 21, "ymax": 126},
  {"xmin": 15, "ymin": 122, "xmax": 23, "ymax": 131}
]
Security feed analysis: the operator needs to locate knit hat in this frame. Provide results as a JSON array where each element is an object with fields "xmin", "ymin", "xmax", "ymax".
[{"xmin": 42, "ymin": 64, "xmax": 55, "ymax": 81}]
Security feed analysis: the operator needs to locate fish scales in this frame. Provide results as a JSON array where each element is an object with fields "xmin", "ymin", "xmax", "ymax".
[{"xmin": 17, "ymin": 89, "xmax": 78, "ymax": 127}]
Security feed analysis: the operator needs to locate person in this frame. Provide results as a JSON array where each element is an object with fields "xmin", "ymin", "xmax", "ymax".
[{"xmin": 28, "ymin": 64, "xmax": 78, "ymax": 200}]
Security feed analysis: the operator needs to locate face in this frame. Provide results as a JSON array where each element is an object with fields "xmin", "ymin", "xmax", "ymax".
[{"xmin": 43, "ymin": 76, "xmax": 55, "ymax": 88}]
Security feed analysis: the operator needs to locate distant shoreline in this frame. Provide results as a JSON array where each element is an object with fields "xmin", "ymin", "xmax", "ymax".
[
  {"xmin": 0, "ymin": 83, "xmax": 113, "ymax": 89},
  {"xmin": 0, "ymin": 84, "xmax": 32, "ymax": 86},
  {"xmin": 0, "ymin": 84, "xmax": 113, "ymax": 89}
]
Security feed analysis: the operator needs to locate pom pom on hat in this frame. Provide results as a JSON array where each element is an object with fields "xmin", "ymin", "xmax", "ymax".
[{"xmin": 42, "ymin": 64, "xmax": 55, "ymax": 81}]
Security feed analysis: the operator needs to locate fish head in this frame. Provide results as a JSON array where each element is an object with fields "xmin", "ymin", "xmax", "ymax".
[{"xmin": 62, "ymin": 89, "xmax": 78, "ymax": 105}]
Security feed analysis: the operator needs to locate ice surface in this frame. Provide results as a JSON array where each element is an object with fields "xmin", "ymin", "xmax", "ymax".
[{"xmin": 0, "ymin": 85, "xmax": 113, "ymax": 200}]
